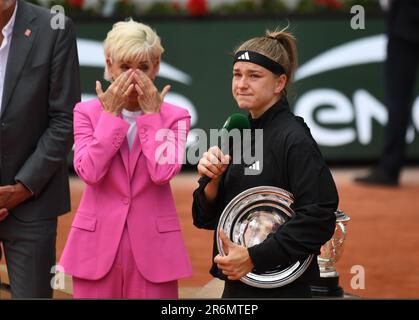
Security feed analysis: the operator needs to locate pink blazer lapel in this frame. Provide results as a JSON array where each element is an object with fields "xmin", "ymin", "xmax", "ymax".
[
  {"xmin": 119, "ymin": 139, "xmax": 130, "ymax": 178},
  {"xmin": 129, "ymin": 135, "xmax": 142, "ymax": 177}
]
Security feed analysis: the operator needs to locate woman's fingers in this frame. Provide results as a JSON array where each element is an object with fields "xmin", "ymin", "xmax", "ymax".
[
  {"xmin": 160, "ymin": 85, "xmax": 171, "ymax": 101},
  {"xmin": 108, "ymin": 70, "xmax": 124, "ymax": 90},
  {"xmin": 207, "ymin": 147, "xmax": 231, "ymax": 169},
  {"xmin": 197, "ymin": 147, "xmax": 231, "ymax": 179},
  {"xmin": 135, "ymin": 70, "xmax": 161, "ymax": 100},
  {"xmin": 222, "ymin": 154, "xmax": 231, "ymax": 165},
  {"xmin": 207, "ymin": 152, "xmax": 220, "ymax": 165},
  {"xmin": 95, "ymin": 81, "xmax": 104, "ymax": 96},
  {"xmin": 199, "ymin": 158, "xmax": 223, "ymax": 177},
  {"xmin": 107, "ymin": 69, "xmax": 131, "ymax": 100},
  {"xmin": 113, "ymin": 70, "xmax": 131, "ymax": 95},
  {"xmin": 120, "ymin": 70, "xmax": 134, "ymax": 94},
  {"xmin": 208, "ymin": 146, "xmax": 223, "ymax": 161},
  {"xmin": 133, "ymin": 70, "xmax": 147, "ymax": 91},
  {"xmin": 208, "ymin": 146, "xmax": 231, "ymax": 164},
  {"xmin": 137, "ymin": 69, "xmax": 152, "ymax": 86},
  {"xmin": 222, "ymin": 270, "xmax": 235, "ymax": 277},
  {"xmin": 125, "ymin": 84, "xmax": 135, "ymax": 97},
  {"xmin": 197, "ymin": 164, "xmax": 216, "ymax": 179},
  {"xmin": 134, "ymin": 84, "xmax": 144, "ymax": 97}
]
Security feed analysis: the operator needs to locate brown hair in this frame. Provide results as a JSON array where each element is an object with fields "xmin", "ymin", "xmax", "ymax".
[{"xmin": 235, "ymin": 27, "xmax": 298, "ymax": 97}]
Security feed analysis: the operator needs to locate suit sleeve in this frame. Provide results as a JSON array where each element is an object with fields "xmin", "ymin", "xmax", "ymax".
[
  {"xmin": 14, "ymin": 18, "xmax": 81, "ymax": 196},
  {"xmin": 136, "ymin": 109, "xmax": 190, "ymax": 185},
  {"xmin": 248, "ymin": 139, "xmax": 338, "ymax": 272},
  {"xmin": 73, "ymin": 105, "xmax": 129, "ymax": 185}
]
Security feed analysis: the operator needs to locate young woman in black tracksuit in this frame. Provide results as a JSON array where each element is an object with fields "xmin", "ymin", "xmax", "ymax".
[{"xmin": 192, "ymin": 28, "xmax": 339, "ymax": 298}]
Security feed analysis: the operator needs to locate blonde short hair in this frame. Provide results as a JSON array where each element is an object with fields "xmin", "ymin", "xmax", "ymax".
[{"xmin": 103, "ymin": 19, "xmax": 164, "ymax": 81}]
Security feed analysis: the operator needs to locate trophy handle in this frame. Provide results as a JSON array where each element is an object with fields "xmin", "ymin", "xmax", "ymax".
[{"xmin": 334, "ymin": 221, "xmax": 347, "ymax": 247}]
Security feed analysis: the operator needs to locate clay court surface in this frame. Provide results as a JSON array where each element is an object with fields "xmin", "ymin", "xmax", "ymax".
[{"xmin": 2, "ymin": 167, "xmax": 419, "ymax": 298}]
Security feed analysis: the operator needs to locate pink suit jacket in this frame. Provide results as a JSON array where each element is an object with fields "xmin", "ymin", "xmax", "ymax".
[{"xmin": 60, "ymin": 99, "xmax": 193, "ymax": 282}]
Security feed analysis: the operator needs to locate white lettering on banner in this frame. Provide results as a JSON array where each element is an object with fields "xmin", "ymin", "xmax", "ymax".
[
  {"xmin": 294, "ymin": 89, "xmax": 356, "ymax": 146},
  {"xmin": 413, "ymin": 96, "xmax": 419, "ymax": 134},
  {"xmin": 353, "ymin": 89, "xmax": 387, "ymax": 145},
  {"xmin": 354, "ymin": 90, "xmax": 416, "ymax": 144},
  {"xmin": 295, "ymin": 35, "xmax": 387, "ymax": 82},
  {"xmin": 294, "ymin": 88, "xmax": 419, "ymax": 147}
]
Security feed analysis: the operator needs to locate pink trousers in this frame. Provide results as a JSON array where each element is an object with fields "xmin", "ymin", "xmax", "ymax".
[{"xmin": 72, "ymin": 224, "xmax": 178, "ymax": 299}]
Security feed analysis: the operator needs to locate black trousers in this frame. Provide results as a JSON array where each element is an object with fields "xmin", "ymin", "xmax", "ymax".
[
  {"xmin": 380, "ymin": 35, "xmax": 419, "ymax": 178},
  {"xmin": 222, "ymin": 280, "xmax": 312, "ymax": 298},
  {"xmin": 0, "ymin": 214, "xmax": 57, "ymax": 298}
]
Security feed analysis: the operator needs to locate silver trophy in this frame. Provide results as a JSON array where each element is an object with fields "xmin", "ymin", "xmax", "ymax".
[
  {"xmin": 216, "ymin": 186, "xmax": 314, "ymax": 288},
  {"xmin": 311, "ymin": 209, "xmax": 351, "ymax": 297}
]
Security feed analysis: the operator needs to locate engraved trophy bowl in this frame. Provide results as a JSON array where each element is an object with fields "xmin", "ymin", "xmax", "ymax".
[
  {"xmin": 311, "ymin": 209, "xmax": 351, "ymax": 297},
  {"xmin": 216, "ymin": 186, "xmax": 314, "ymax": 289}
]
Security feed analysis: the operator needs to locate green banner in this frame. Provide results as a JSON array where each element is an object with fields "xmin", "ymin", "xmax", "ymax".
[{"xmin": 74, "ymin": 17, "xmax": 419, "ymax": 162}]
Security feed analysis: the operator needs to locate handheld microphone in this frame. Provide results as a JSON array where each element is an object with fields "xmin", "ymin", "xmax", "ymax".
[
  {"xmin": 221, "ymin": 113, "xmax": 251, "ymax": 133},
  {"xmin": 199, "ymin": 113, "xmax": 250, "ymax": 187}
]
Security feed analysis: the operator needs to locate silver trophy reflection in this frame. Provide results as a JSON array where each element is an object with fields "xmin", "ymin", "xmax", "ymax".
[
  {"xmin": 217, "ymin": 186, "xmax": 314, "ymax": 288},
  {"xmin": 241, "ymin": 211, "xmax": 285, "ymax": 248},
  {"xmin": 310, "ymin": 209, "xmax": 351, "ymax": 297}
]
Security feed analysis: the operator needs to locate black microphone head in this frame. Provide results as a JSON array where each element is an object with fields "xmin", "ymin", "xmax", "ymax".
[{"xmin": 222, "ymin": 113, "xmax": 250, "ymax": 132}]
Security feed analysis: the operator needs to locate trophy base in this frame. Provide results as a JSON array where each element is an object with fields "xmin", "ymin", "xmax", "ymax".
[{"xmin": 310, "ymin": 276, "xmax": 344, "ymax": 298}]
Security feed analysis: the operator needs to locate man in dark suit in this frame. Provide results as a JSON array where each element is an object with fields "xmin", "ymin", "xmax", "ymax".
[
  {"xmin": 0, "ymin": 0, "xmax": 80, "ymax": 298},
  {"xmin": 355, "ymin": 0, "xmax": 419, "ymax": 186}
]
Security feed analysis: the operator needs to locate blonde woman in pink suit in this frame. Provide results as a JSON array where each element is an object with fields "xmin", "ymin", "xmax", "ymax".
[{"xmin": 59, "ymin": 19, "xmax": 192, "ymax": 299}]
